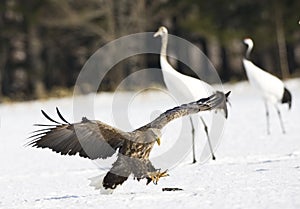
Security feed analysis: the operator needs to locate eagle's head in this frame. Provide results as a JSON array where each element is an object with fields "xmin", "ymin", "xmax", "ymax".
[{"xmin": 132, "ymin": 128, "xmax": 161, "ymax": 145}]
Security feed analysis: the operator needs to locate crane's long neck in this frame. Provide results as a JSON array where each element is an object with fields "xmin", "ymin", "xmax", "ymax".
[
  {"xmin": 160, "ymin": 34, "xmax": 168, "ymax": 60},
  {"xmin": 245, "ymin": 43, "xmax": 253, "ymax": 60},
  {"xmin": 159, "ymin": 34, "xmax": 178, "ymax": 77}
]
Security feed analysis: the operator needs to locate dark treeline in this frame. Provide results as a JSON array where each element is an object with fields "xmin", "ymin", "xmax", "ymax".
[{"xmin": 0, "ymin": 0, "xmax": 300, "ymax": 101}]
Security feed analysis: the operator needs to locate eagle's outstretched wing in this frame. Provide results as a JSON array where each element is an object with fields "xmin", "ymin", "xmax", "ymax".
[
  {"xmin": 144, "ymin": 91, "xmax": 230, "ymax": 130},
  {"xmin": 27, "ymin": 108, "xmax": 128, "ymax": 159}
]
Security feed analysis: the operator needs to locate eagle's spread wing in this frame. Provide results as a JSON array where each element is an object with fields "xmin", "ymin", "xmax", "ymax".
[
  {"xmin": 27, "ymin": 108, "xmax": 128, "ymax": 159},
  {"xmin": 146, "ymin": 91, "xmax": 230, "ymax": 129}
]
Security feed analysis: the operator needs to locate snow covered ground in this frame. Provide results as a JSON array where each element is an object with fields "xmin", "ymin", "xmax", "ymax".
[{"xmin": 0, "ymin": 79, "xmax": 299, "ymax": 209}]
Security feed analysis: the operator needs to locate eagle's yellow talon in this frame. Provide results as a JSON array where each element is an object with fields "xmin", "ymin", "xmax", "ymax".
[{"xmin": 148, "ymin": 169, "xmax": 169, "ymax": 184}]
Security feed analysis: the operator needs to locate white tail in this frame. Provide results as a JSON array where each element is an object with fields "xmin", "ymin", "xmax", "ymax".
[{"xmin": 89, "ymin": 174, "xmax": 114, "ymax": 195}]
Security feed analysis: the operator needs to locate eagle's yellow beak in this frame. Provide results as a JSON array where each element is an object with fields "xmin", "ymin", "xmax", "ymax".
[{"xmin": 156, "ymin": 137, "xmax": 161, "ymax": 146}]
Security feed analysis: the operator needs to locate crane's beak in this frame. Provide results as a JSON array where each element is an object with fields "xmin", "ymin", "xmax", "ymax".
[
  {"xmin": 156, "ymin": 137, "xmax": 161, "ymax": 145},
  {"xmin": 153, "ymin": 31, "xmax": 160, "ymax": 37}
]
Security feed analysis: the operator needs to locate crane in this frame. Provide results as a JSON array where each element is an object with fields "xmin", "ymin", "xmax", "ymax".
[
  {"xmin": 242, "ymin": 38, "xmax": 292, "ymax": 134},
  {"xmin": 154, "ymin": 26, "xmax": 228, "ymax": 162}
]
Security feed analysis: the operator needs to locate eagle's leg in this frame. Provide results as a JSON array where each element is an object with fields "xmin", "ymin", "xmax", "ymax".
[
  {"xmin": 147, "ymin": 169, "xmax": 169, "ymax": 185},
  {"xmin": 132, "ymin": 159, "xmax": 169, "ymax": 185}
]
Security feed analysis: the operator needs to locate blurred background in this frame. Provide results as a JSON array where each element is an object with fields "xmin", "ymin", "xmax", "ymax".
[{"xmin": 0, "ymin": 0, "xmax": 300, "ymax": 101}]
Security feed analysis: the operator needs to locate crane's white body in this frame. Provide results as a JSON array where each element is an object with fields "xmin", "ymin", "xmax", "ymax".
[
  {"xmin": 155, "ymin": 26, "xmax": 214, "ymax": 104},
  {"xmin": 160, "ymin": 55, "xmax": 214, "ymax": 103},
  {"xmin": 242, "ymin": 59, "xmax": 284, "ymax": 104},
  {"xmin": 242, "ymin": 38, "xmax": 291, "ymax": 134}
]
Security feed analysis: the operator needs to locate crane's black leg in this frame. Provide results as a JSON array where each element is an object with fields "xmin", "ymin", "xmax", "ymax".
[
  {"xmin": 275, "ymin": 105, "xmax": 286, "ymax": 134},
  {"xmin": 189, "ymin": 117, "xmax": 196, "ymax": 164},
  {"xmin": 265, "ymin": 102, "xmax": 270, "ymax": 135},
  {"xmin": 200, "ymin": 117, "xmax": 216, "ymax": 160}
]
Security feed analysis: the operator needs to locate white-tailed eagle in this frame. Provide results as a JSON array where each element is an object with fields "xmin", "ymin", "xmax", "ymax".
[{"xmin": 27, "ymin": 91, "xmax": 230, "ymax": 191}]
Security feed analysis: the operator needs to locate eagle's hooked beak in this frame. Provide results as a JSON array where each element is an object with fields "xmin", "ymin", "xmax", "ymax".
[{"xmin": 156, "ymin": 137, "xmax": 161, "ymax": 146}]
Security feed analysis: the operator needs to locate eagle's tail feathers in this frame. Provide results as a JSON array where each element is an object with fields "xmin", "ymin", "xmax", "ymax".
[{"xmin": 89, "ymin": 174, "xmax": 114, "ymax": 195}]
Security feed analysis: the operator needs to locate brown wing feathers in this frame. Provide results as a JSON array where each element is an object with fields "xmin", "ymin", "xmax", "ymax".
[{"xmin": 27, "ymin": 108, "xmax": 125, "ymax": 160}]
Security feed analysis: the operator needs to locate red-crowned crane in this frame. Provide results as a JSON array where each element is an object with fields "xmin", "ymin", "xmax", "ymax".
[
  {"xmin": 154, "ymin": 26, "xmax": 229, "ymax": 162},
  {"xmin": 242, "ymin": 38, "xmax": 292, "ymax": 134}
]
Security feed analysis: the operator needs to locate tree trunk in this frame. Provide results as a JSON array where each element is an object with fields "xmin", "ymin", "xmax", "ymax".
[
  {"xmin": 27, "ymin": 23, "xmax": 46, "ymax": 98},
  {"xmin": 274, "ymin": 1, "xmax": 290, "ymax": 79},
  {"xmin": 0, "ymin": 42, "xmax": 6, "ymax": 99},
  {"xmin": 220, "ymin": 46, "xmax": 230, "ymax": 82}
]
